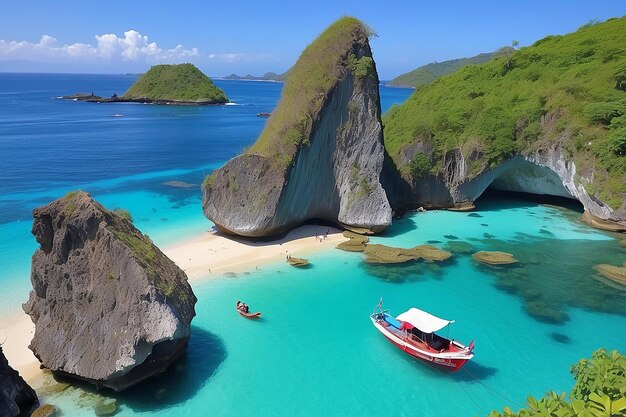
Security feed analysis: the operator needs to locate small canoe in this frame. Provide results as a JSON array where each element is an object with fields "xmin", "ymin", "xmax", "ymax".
[{"xmin": 238, "ymin": 309, "xmax": 261, "ymax": 319}]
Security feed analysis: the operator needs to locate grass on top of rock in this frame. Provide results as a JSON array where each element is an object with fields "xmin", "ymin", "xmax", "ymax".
[
  {"xmin": 383, "ymin": 16, "xmax": 626, "ymax": 209},
  {"xmin": 245, "ymin": 17, "xmax": 375, "ymax": 167},
  {"xmin": 123, "ymin": 63, "xmax": 228, "ymax": 103}
]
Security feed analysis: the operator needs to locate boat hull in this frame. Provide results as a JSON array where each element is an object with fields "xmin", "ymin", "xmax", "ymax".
[
  {"xmin": 371, "ymin": 315, "xmax": 472, "ymax": 372},
  {"xmin": 238, "ymin": 310, "xmax": 261, "ymax": 319},
  {"xmin": 380, "ymin": 329, "xmax": 469, "ymax": 371}
]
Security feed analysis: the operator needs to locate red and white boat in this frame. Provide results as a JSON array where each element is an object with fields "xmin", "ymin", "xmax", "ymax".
[{"xmin": 370, "ymin": 301, "xmax": 474, "ymax": 371}]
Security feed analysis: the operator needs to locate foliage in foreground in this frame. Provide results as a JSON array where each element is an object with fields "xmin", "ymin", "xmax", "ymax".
[
  {"xmin": 124, "ymin": 63, "xmax": 228, "ymax": 103},
  {"xmin": 489, "ymin": 349, "xmax": 626, "ymax": 417},
  {"xmin": 383, "ymin": 17, "xmax": 626, "ymax": 209}
]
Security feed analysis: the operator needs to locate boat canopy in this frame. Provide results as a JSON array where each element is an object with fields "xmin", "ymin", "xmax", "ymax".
[{"xmin": 396, "ymin": 308, "xmax": 454, "ymax": 333}]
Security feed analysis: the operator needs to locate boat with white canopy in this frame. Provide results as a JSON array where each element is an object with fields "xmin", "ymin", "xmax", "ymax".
[{"xmin": 370, "ymin": 300, "xmax": 474, "ymax": 371}]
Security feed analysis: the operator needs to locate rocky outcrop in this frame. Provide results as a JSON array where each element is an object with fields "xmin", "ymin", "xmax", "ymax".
[
  {"xmin": 203, "ymin": 17, "xmax": 391, "ymax": 237},
  {"xmin": 388, "ymin": 142, "xmax": 626, "ymax": 231},
  {"xmin": 0, "ymin": 347, "xmax": 39, "ymax": 417},
  {"xmin": 23, "ymin": 191, "xmax": 197, "ymax": 391}
]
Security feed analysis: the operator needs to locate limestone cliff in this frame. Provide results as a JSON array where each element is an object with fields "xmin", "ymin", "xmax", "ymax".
[
  {"xmin": 0, "ymin": 347, "xmax": 39, "ymax": 417},
  {"xmin": 203, "ymin": 17, "xmax": 391, "ymax": 237},
  {"xmin": 23, "ymin": 191, "xmax": 197, "ymax": 391},
  {"xmin": 382, "ymin": 17, "xmax": 626, "ymax": 230},
  {"xmin": 385, "ymin": 135, "xmax": 626, "ymax": 230}
]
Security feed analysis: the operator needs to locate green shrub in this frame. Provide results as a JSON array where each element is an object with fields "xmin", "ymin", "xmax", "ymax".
[
  {"xmin": 583, "ymin": 101, "xmax": 626, "ymax": 124},
  {"xmin": 408, "ymin": 153, "xmax": 432, "ymax": 178},
  {"xmin": 490, "ymin": 349, "xmax": 626, "ymax": 417},
  {"xmin": 112, "ymin": 208, "xmax": 133, "ymax": 223}
]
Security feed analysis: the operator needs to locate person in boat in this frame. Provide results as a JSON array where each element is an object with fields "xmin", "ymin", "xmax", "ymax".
[
  {"xmin": 236, "ymin": 301, "xmax": 243, "ymax": 311},
  {"xmin": 243, "ymin": 303, "xmax": 249, "ymax": 313}
]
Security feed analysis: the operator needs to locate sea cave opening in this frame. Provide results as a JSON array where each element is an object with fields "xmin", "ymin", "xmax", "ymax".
[{"xmin": 473, "ymin": 157, "xmax": 584, "ymax": 213}]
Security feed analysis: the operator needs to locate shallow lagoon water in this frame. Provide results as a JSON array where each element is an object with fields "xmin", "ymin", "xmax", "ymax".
[
  {"xmin": 43, "ymin": 197, "xmax": 626, "ymax": 416},
  {"xmin": 1, "ymin": 74, "xmax": 625, "ymax": 416}
]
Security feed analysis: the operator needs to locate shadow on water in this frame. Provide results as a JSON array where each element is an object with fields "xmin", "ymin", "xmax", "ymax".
[
  {"xmin": 382, "ymin": 338, "xmax": 497, "ymax": 382},
  {"xmin": 550, "ymin": 332, "xmax": 572, "ymax": 344},
  {"xmin": 47, "ymin": 326, "xmax": 226, "ymax": 412},
  {"xmin": 378, "ymin": 215, "xmax": 419, "ymax": 238},
  {"xmin": 116, "ymin": 326, "xmax": 227, "ymax": 412},
  {"xmin": 475, "ymin": 189, "xmax": 584, "ymax": 214}
]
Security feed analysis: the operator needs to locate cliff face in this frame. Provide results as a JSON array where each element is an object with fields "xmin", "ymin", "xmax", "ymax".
[
  {"xmin": 387, "ymin": 138, "xmax": 626, "ymax": 230},
  {"xmin": 23, "ymin": 191, "xmax": 197, "ymax": 391},
  {"xmin": 382, "ymin": 17, "xmax": 626, "ymax": 229},
  {"xmin": 0, "ymin": 347, "xmax": 39, "ymax": 417},
  {"xmin": 203, "ymin": 18, "xmax": 391, "ymax": 237}
]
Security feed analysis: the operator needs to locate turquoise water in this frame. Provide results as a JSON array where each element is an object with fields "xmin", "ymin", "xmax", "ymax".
[
  {"xmin": 0, "ymin": 74, "xmax": 412, "ymax": 316},
  {"xmin": 2, "ymin": 74, "xmax": 625, "ymax": 416},
  {"xmin": 42, "ymin": 195, "xmax": 626, "ymax": 416}
]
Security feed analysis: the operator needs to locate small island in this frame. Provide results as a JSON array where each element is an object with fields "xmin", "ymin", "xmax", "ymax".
[{"xmin": 64, "ymin": 63, "xmax": 229, "ymax": 105}]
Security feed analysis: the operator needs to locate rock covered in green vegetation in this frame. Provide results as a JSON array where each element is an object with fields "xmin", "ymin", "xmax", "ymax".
[
  {"xmin": 387, "ymin": 50, "xmax": 498, "ymax": 87},
  {"xmin": 23, "ymin": 191, "xmax": 197, "ymax": 391},
  {"xmin": 64, "ymin": 64, "xmax": 228, "ymax": 105},
  {"xmin": 203, "ymin": 17, "xmax": 391, "ymax": 237},
  {"xmin": 0, "ymin": 347, "xmax": 39, "ymax": 417},
  {"xmin": 123, "ymin": 63, "xmax": 227, "ymax": 103},
  {"xmin": 383, "ymin": 17, "xmax": 626, "ymax": 230}
]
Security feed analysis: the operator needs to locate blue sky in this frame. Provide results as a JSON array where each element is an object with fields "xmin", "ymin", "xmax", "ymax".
[{"xmin": 0, "ymin": 0, "xmax": 624, "ymax": 79}]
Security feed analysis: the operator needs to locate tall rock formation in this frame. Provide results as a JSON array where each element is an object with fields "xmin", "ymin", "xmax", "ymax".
[
  {"xmin": 23, "ymin": 191, "xmax": 197, "ymax": 391},
  {"xmin": 203, "ymin": 17, "xmax": 391, "ymax": 237},
  {"xmin": 0, "ymin": 347, "xmax": 39, "ymax": 417}
]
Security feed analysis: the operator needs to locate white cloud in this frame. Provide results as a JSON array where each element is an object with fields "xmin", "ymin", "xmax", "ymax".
[{"xmin": 0, "ymin": 30, "xmax": 205, "ymax": 63}]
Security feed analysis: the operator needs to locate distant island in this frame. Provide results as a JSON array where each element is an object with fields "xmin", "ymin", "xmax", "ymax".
[
  {"xmin": 64, "ymin": 63, "xmax": 229, "ymax": 105},
  {"xmin": 386, "ymin": 50, "xmax": 499, "ymax": 87},
  {"xmin": 222, "ymin": 72, "xmax": 286, "ymax": 82}
]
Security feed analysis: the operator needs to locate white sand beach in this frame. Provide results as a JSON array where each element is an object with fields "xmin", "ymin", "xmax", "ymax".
[{"xmin": 0, "ymin": 224, "xmax": 346, "ymax": 384}]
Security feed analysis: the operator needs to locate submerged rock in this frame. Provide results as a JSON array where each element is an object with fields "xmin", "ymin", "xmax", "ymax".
[
  {"xmin": 94, "ymin": 398, "xmax": 118, "ymax": 416},
  {"xmin": 336, "ymin": 231, "xmax": 369, "ymax": 252},
  {"xmin": 472, "ymin": 251, "xmax": 519, "ymax": 265},
  {"xmin": 23, "ymin": 191, "xmax": 197, "ymax": 391},
  {"xmin": 203, "ymin": 17, "xmax": 391, "ymax": 237},
  {"xmin": 0, "ymin": 347, "xmax": 39, "ymax": 417},
  {"xmin": 287, "ymin": 257, "xmax": 309, "ymax": 267},
  {"xmin": 364, "ymin": 244, "xmax": 452, "ymax": 264},
  {"xmin": 30, "ymin": 404, "xmax": 56, "ymax": 417},
  {"xmin": 594, "ymin": 262, "xmax": 626, "ymax": 286}
]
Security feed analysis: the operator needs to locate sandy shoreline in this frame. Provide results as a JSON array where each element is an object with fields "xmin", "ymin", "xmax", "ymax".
[{"xmin": 0, "ymin": 224, "xmax": 346, "ymax": 385}]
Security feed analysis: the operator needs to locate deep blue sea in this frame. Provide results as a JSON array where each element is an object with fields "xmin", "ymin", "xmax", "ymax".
[{"xmin": 1, "ymin": 73, "xmax": 625, "ymax": 416}]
